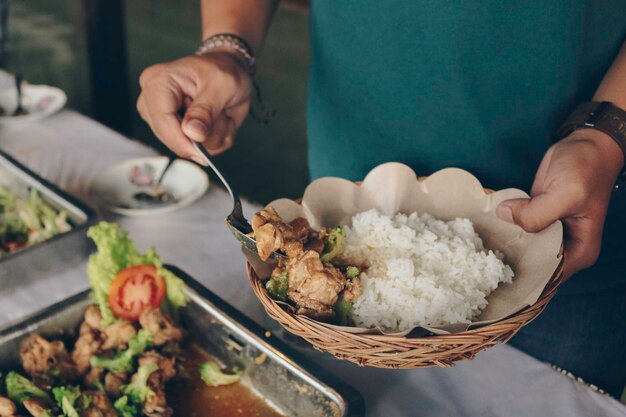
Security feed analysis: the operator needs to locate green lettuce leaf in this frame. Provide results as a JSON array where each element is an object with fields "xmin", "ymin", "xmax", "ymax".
[{"xmin": 86, "ymin": 222, "xmax": 187, "ymax": 326}]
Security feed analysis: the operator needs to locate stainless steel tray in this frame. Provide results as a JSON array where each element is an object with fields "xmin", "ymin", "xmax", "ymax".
[
  {"xmin": 0, "ymin": 150, "xmax": 97, "ymax": 289},
  {"xmin": 0, "ymin": 265, "xmax": 365, "ymax": 417}
]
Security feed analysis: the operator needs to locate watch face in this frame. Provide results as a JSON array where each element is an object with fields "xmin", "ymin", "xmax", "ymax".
[
  {"xmin": 585, "ymin": 101, "xmax": 611, "ymax": 127},
  {"xmin": 615, "ymin": 170, "xmax": 626, "ymax": 192}
]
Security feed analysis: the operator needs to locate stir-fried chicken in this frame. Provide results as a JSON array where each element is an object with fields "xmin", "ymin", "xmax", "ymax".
[
  {"xmin": 104, "ymin": 372, "xmax": 128, "ymax": 397},
  {"xmin": 101, "ymin": 320, "xmax": 136, "ymax": 351},
  {"xmin": 139, "ymin": 308, "xmax": 182, "ymax": 346},
  {"xmin": 84, "ymin": 391, "xmax": 117, "ymax": 417},
  {"xmin": 73, "ymin": 321, "xmax": 103, "ymax": 375},
  {"xmin": 139, "ymin": 351, "xmax": 177, "ymax": 384},
  {"xmin": 254, "ymin": 208, "xmax": 365, "ymax": 321},
  {"xmin": 141, "ymin": 384, "xmax": 172, "ymax": 417},
  {"xmin": 22, "ymin": 398, "xmax": 48, "ymax": 417},
  {"xmin": 342, "ymin": 277, "xmax": 363, "ymax": 303},
  {"xmin": 251, "ymin": 207, "xmax": 323, "ymax": 261},
  {"xmin": 19, "ymin": 334, "xmax": 77, "ymax": 383},
  {"xmin": 0, "ymin": 397, "xmax": 16, "ymax": 417},
  {"xmin": 84, "ymin": 306, "xmax": 103, "ymax": 331},
  {"xmin": 285, "ymin": 250, "xmax": 347, "ymax": 319},
  {"xmin": 84, "ymin": 366, "xmax": 104, "ymax": 388}
]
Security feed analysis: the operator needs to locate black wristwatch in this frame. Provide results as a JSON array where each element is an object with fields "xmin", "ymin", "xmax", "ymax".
[{"xmin": 555, "ymin": 101, "xmax": 626, "ymax": 191}]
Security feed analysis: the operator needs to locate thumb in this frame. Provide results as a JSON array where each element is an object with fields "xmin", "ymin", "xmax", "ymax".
[
  {"xmin": 496, "ymin": 193, "xmax": 567, "ymax": 233},
  {"xmin": 181, "ymin": 96, "xmax": 216, "ymax": 143}
]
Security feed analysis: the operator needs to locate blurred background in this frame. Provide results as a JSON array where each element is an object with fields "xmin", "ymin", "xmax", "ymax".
[{"xmin": 0, "ymin": 0, "xmax": 310, "ymax": 204}]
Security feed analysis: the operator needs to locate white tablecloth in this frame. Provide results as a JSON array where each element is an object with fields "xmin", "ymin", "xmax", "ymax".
[{"xmin": 0, "ymin": 75, "xmax": 623, "ymax": 417}]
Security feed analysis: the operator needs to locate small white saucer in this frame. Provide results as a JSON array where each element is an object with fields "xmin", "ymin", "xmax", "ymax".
[
  {"xmin": 0, "ymin": 83, "xmax": 67, "ymax": 126},
  {"xmin": 89, "ymin": 156, "xmax": 209, "ymax": 216}
]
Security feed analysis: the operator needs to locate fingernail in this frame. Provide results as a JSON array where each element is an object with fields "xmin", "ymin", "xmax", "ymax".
[
  {"xmin": 186, "ymin": 119, "xmax": 209, "ymax": 142},
  {"xmin": 496, "ymin": 205, "xmax": 514, "ymax": 223},
  {"xmin": 190, "ymin": 155, "xmax": 208, "ymax": 166}
]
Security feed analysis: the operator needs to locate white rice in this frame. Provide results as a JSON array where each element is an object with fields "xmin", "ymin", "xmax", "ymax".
[{"xmin": 339, "ymin": 209, "xmax": 514, "ymax": 331}]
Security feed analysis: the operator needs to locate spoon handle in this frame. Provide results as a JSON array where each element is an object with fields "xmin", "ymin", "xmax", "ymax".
[
  {"xmin": 190, "ymin": 141, "xmax": 249, "ymax": 230},
  {"xmin": 12, "ymin": 74, "xmax": 23, "ymax": 116},
  {"xmin": 156, "ymin": 157, "xmax": 174, "ymax": 185}
]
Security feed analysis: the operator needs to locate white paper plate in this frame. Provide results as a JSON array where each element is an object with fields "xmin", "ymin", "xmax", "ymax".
[
  {"xmin": 89, "ymin": 156, "xmax": 209, "ymax": 216},
  {"xmin": 0, "ymin": 83, "xmax": 67, "ymax": 126}
]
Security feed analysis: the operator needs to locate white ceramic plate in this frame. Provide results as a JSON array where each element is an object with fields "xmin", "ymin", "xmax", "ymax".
[
  {"xmin": 89, "ymin": 156, "xmax": 209, "ymax": 216},
  {"xmin": 0, "ymin": 83, "xmax": 67, "ymax": 126}
]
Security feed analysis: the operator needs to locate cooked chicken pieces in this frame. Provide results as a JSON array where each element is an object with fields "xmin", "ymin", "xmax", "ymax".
[
  {"xmin": 139, "ymin": 308, "xmax": 182, "ymax": 346},
  {"xmin": 84, "ymin": 366, "xmax": 105, "ymax": 388},
  {"xmin": 22, "ymin": 398, "xmax": 48, "ymax": 417},
  {"xmin": 84, "ymin": 305, "xmax": 103, "ymax": 331},
  {"xmin": 104, "ymin": 372, "xmax": 128, "ymax": 397},
  {"xmin": 251, "ymin": 207, "xmax": 322, "ymax": 261},
  {"xmin": 285, "ymin": 250, "xmax": 347, "ymax": 319},
  {"xmin": 84, "ymin": 391, "xmax": 117, "ymax": 417},
  {"xmin": 140, "ymin": 351, "xmax": 177, "ymax": 384},
  {"xmin": 342, "ymin": 278, "xmax": 363, "ymax": 303},
  {"xmin": 0, "ymin": 396, "xmax": 16, "ymax": 417},
  {"xmin": 254, "ymin": 208, "xmax": 365, "ymax": 321},
  {"xmin": 142, "ymin": 384, "xmax": 172, "ymax": 417},
  {"xmin": 19, "ymin": 334, "xmax": 76, "ymax": 382},
  {"xmin": 101, "ymin": 320, "xmax": 136, "ymax": 351},
  {"xmin": 73, "ymin": 321, "xmax": 103, "ymax": 375}
]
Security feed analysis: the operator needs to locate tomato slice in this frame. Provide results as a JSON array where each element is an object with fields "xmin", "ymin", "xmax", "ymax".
[
  {"xmin": 108, "ymin": 265, "xmax": 166, "ymax": 321},
  {"xmin": 5, "ymin": 241, "xmax": 26, "ymax": 252}
]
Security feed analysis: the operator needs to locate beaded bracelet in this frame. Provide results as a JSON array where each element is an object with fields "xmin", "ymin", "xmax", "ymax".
[
  {"xmin": 194, "ymin": 33, "xmax": 275, "ymax": 124},
  {"xmin": 196, "ymin": 33, "xmax": 256, "ymax": 74}
]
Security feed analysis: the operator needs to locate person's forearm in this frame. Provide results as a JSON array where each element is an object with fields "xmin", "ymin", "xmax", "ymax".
[
  {"xmin": 201, "ymin": 0, "xmax": 278, "ymax": 53},
  {"xmin": 593, "ymin": 41, "xmax": 626, "ymax": 110}
]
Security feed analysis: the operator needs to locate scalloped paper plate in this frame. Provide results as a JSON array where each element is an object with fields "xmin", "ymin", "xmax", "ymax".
[{"xmin": 245, "ymin": 163, "xmax": 563, "ymax": 335}]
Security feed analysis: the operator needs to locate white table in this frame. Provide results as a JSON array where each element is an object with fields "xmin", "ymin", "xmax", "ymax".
[{"xmin": 0, "ymin": 77, "xmax": 624, "ymax": 417}]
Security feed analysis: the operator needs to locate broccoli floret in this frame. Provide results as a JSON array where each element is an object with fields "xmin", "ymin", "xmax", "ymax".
[
  {"xmin": 52, "ymin": 386, "xmax": 81, "ymax": 417},
  {"xmin": 320, "ymin": 227, "xmax": 346, "ymax": 262},
  {"xmin": 266, "ymin": 271, "xmax": 288, "ymax": 302},
  {"xmin": 114, "ymin": 396, "xmax": 139, "ymax": 417},
  {"xmin": 344, "ymin": 266, "xmax": 360, "ymax": 280},
  {"xmin": 199, "ymin": 361, "xmax": 242, "ymax": 387},
  {"xmin": 5, "ymin": 371, "xmax": 52, "ymax": 404},
  {"xmin": 333, "ymin": 297, "xmax": 353, "ymax": 326},
  {"xmin": 90, "ymin": 330, "xmax": 152, "ymax": 373},
  {"xmin": 123, "ymin": 362, "xmax": 158, "ymax": 404}
]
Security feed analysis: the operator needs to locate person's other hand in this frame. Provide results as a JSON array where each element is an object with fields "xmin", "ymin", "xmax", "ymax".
[
  {"xmin": 496, "ymin": 129, "xmax": 624, "ymax": 279},
  {"xmin": 137, "ymin": 51, "xmax": 252, "ymax": 164}
]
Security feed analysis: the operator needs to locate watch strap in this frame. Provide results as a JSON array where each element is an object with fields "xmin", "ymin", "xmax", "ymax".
[{"xmin": 555, "ymin": 101, "xmax": 626, "ymax": 156}]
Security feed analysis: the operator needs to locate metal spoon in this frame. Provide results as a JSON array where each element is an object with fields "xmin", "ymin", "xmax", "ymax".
[
  {"xmin": 12, "ymin": 74, "xmax": 26, "ymax": 116},
  {"xmin": 190, "ymin": 141, "xmax": 286, "ymax": 261},
  {"xmin": 132, "ymin": 157, "xmax": 177, "ymax": 205}
]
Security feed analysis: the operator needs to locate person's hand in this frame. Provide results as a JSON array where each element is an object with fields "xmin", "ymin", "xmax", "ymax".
[
  {"xmin": 137, "ymin": 51, "xmax": 252, "ymax": 164},
  {"xmin": 496, "ymin": 129, "xmax": 624, "ymax": 279}
]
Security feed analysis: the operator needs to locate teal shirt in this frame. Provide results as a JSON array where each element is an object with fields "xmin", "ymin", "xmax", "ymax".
[{"xmin": 307, "ymin": 1, "xmax": 626, "ymax": 291}]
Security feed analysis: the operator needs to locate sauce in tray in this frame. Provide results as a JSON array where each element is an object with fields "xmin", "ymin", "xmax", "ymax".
[{"xmin": 169, "ymin": 344, "xmax": 285, "ymax": 417}]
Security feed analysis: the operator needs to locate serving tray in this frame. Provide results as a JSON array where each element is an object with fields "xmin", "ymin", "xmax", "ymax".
[
  {"xmin": 0, "ymin": 265, "xmax": 365, "ymax": 417},
  {"xmin": 0, "ymin": 149, "xmax": 97, "ymax": 289}
]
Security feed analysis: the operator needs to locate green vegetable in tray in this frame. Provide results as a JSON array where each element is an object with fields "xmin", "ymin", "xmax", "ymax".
[
  {"xmin": 320, "ymin": 226, "xmax": 346, "ymax": 262},
  {"xmin": 5, "ymin": 371, "xmax": 53, "ymax": 404},
  {"xmin": 87, "ymin": 222, "xmax": 188, "ymax": 326},
  {"xmin": 123, "ymin": 362, "xmax": 158, "ymax": 404},
  {"xmin": 90, "ymin": 329, "xmax": 152, "ymax": 373},
  {"xmin": 0, "ymin": 186, "xmax": 71, "ymax": 255},
  {"xmin": 52, "ymin": 385, "xmax": 81, "ymax": 417},
  {"xmin": 266, "ymin": 271, "xmax": 289, "ymax": 302},
  {"xmin": 200, "ymin": 360, "xmax": 242, "ymax": 387},
  {"xmin": 345, "ymin": 266, "xmax": 360, "ymax": 280},
  {"xmin": 333, "ymin": 296, "xmax": 353, "ymax": 326},
  {"xmin": 114, "ymin": 395, "xmax": 139, "ymax": 417}
]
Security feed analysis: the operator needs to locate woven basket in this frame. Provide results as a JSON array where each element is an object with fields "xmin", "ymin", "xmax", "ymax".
[{"xmin": 247, "ymin": 183, "xmax": 566, "ymax": 369}]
